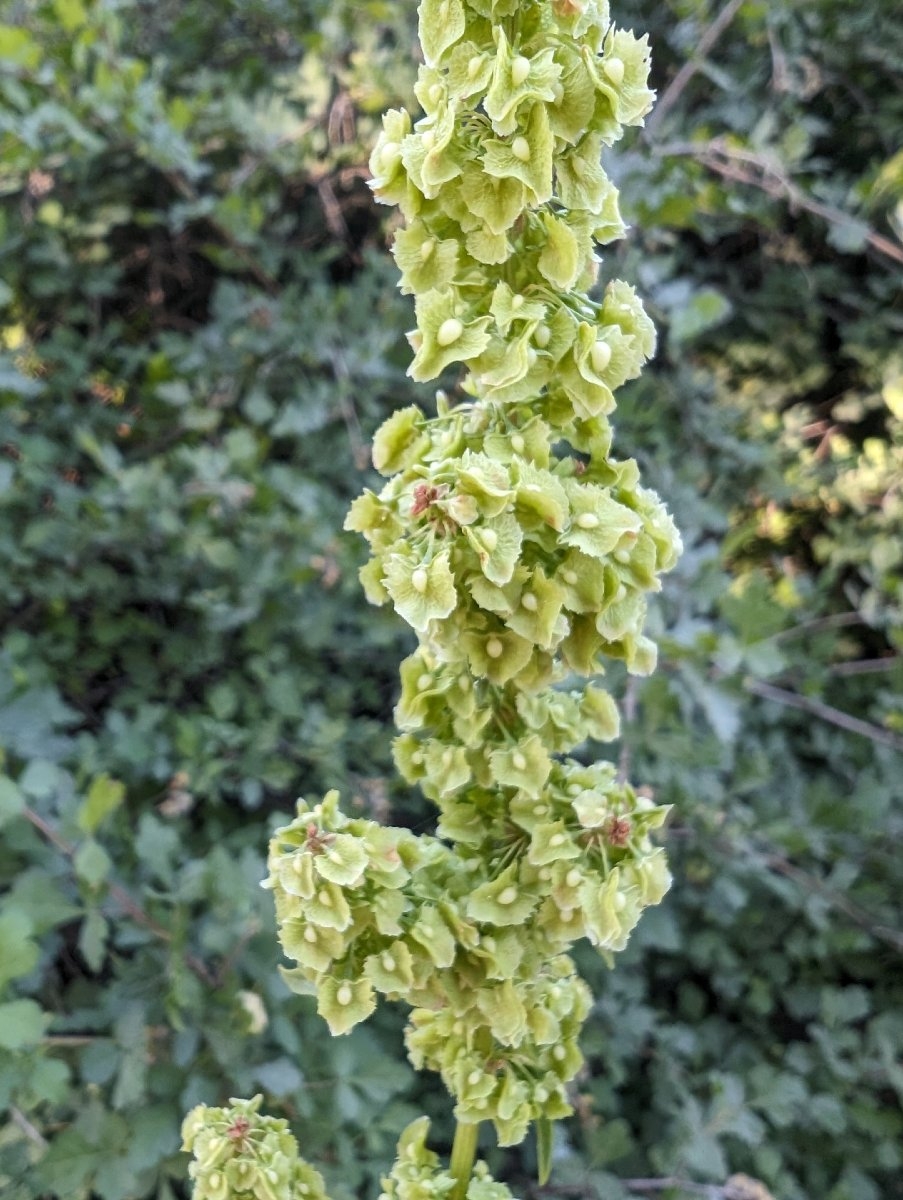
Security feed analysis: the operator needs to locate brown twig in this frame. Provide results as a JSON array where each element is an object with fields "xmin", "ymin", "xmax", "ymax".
[
  {"xmin": 23, "ymin": 806, "xmax": 216, "ymax": 985},
  {"xmin": 761, "ymin": 850, "xmax": 903, "ymax": 953},
  {"xmin": 330, "ymin": 348, "xmax": 369, "ymax": 470},
  {"xmin": 317, "ymin": 173, "xmax": 354, "ymax": 247},
  {"xmin": 743, "ymin": 677, "xmax": 903, "ymax": 752},
  {"xmin": 765, "ymin": 23, "xmax": 791, "ymax": 95},
  {"xmin": 657, "ymin": 139, "xmax": 903, "ymax": 268},
  {"xmin": 644, "ymin": 0, "xmax": 746, "ymax": 135},
  {"xmin": 766, "ymin": 611, "xmax": 866, "ymax": 642},
  {"xmin": 617, "ymin": 677, "xmax": 639, "ymax": 782},
  {"xmin": 10, "ymin": 1105, "xmax": 49, "ymax": 1150},
  {"xmin": 624, "ymin": 1180, "xmax": 730, "ymax": 1199},
  {"xmin": 828, "ymin": 657, "xmax": 901, "ymax": 677},
  {"xmin": 535, "ymin": 1177, "xmax": 761, "ymax": 1200},
  {"xmin": 229, "ymin": 118, "xmax": 321, "ymax": 191},
  {"xmin": 213, "ymin": 919, "xmax": 262, "ymax": 989},
  {"xmin": 163, "ymin": 169, "xmax": 281, "ymax": 295}
]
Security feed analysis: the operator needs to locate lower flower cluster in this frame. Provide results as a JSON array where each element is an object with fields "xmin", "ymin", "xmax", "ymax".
[
  {"xmin": 264, "ymin": 768, "xmax": 670, "ymax": 1142},
  {"xmin": 406, "ymin": 959, "xmax": 587, "ymax": 1143},
  {"xmin": 181, "ymin": 1104, "xmax": 520, "ymax": 1200},
  {"xmin": 181, "ymin": 1096, "xmax": 329, "ymax": 1200},
  {"xmin": 381, "ymin": 1119, "xmax": 517, "ymax": 1200}
]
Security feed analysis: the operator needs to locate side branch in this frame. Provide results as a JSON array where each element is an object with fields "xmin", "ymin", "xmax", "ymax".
[
  {"xmin": 535, "ymin": 1175, "xmax": 774, "ymax": 1200},
  {"xmin": 644, "ymin": 0, "xmax": 746, "ymax": 135},
  {"xmin": 657, "ymin": 139, "xmax": 903, "ymax": 268},
  {"xmin": 760, "ymin": 849, "xmax": 903, "ymax": 955},
  {"xmin": 743, "ymin": 677, "xmax": 903, "ymax": 753},
  {"xmin": 23, "ymin": 806, "xmax": 216, "ymax": 984}
]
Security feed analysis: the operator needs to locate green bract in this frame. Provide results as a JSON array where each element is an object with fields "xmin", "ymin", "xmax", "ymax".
[{"xmin": 185, "ymin": 0, "xmax": 680, "ymax": 1196}]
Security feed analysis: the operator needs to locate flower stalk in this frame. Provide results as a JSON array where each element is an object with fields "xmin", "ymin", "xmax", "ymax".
[
  {"xmin": 449, "ymin": 1120, "xmax": 481, "ymax": 1200},
  {"xmin": 182, "ymin": 1, "xmax": 681, "ymax": 1197}
]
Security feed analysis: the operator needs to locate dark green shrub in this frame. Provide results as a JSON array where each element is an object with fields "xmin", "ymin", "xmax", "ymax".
[{"xmin": 1, "ymin": 3, "xmax": 423, "ymax": 1197}]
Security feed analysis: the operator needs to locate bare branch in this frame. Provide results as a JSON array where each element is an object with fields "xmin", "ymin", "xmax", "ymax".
[
  {"xmin": 644, "ymin": 0, "xmax": 746, "ymax": 135},
  {"xmin": 535, "ymin": 1176, "xmax": 769, "ymax": 1200},
  {"xmin": 10, "ymin": 1105, "xmax": 49, "ymax": 1149},
  {"xmin": 163, "ymin": 169, "xmax": 281, "ymax": 294},
  {"xmin": 317, "ymin": 173, "xmax": 354, "ymax": 247},
  {"xmin": 625, "ymin": 1175, "xmax": 776, "ymax": 1200},
  {"xmin": 743, "ymin": 677, "xmax": 903, "ymax": 752},
  {"xmin": 761, "ymin": 850, "xmax": 903, "ymax": 954},
  {"xmin": 828, "ymin": 657, "xmax": 901, "ymax": 677},
  {"xmin": 330, "ymin": 348, "xmax": 370, "ymax": 470},
  {"xmin": 656, "ymin": 139, "xmax": 903, "ymax": 268},
  {"xmin": 766, "ymin": 611, "xmax": 866, "ymax": 642},
  {"xmin": 624, "ymin": 1178, "xmax": 720, "ymax": 1197},
  {"xmin": 213, "ymin": 919, "xmax": 262, "ymax": 989},
  {"xmin": 23, "ymin": 806, "xmax": 216, "ymax": 985},
  {"xmin": 617, "ymin": 677, "xmax": 640, "ymax": 782}
]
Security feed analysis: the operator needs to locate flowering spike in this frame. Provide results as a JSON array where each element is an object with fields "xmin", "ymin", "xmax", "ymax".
[{"xmin": 185, "ymin": 1, "xmax": 681, "ymax": 1196}]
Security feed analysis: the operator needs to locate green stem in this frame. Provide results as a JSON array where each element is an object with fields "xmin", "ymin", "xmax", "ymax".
[{"xmin": 449, "ymin": 1119, "xmax": 480, "ymax": 1200}]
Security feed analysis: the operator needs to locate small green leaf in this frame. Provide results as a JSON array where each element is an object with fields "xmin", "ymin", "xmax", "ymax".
[
  {"xmin": 53, "ymin": 0, "xmax": 88, "ymax": 32},
  {"xmin": 311, "ymin": 833, "xmax": 368, "ymax": 886},
  {"xmin": 0, "ymin": 776, "xmax": 24, "ymax": 828},
  {"xmin": 74, "ymin": 838, "xmax": 112, "ymax": 888},
  {"xmin": 0, "ymin": 998, "xmax": 48, "ymax": 1049},
  {"xmin": 669, "ymin": 287, "xmax": 732, "ymax": 346},
  {"xmin": 538, "ymin": 212, "xmax": 580, "ymax": 290},
  {"xmin": 418, "ymin": 0, "xmax": 466, "ymax": 67},
  {"xmin": 384, "ymin": 548, "xmax": 458, "ymax": 631},
  {"xmin": 30, "ymin": 1056, "xmax": 71, "ymax": 1104},
  {"xmin": 0, "ymin": 908, "xmax": 40, "ymax": 990},
  {"xmin": 79, "ymin": 909, "xmax": 109, "ymax": 972},
  {"xmin": 19, "ymin": 760, "xmax": 60, "ymax": 799},
  {"xmin": 78, "ymin": 774, "xmax": 125, "ymax": 834},
  {"xmin": 0, "ymin": 24, "xmax": 42, "ymax": 68},
  {"xmin": 371, "ymin": 405, "xmax": 431, "ymax": 475},
  {"xmin": 33, "ymin": 1129, "xmax": 100, "ymax": 1195}
]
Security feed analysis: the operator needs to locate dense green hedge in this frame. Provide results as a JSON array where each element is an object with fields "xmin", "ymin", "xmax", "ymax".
[{"xmin": 1, "ymin": 2, "xmax": 901, "ymax": 1200}]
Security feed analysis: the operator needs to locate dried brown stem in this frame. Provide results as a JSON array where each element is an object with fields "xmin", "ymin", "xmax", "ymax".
[
  {"xmin": 23, "ymin": 806, "xmax": 216, "ymax": 984},
  {"xmin": 10, "ymin": 1105, "xmax": 49, "ymax": 1149},
  {"xmin": 163, "ymin": 169, "xmax": 281, "ymax": 294},
  {"xmin": 644, "ymin": 0, "xmax": 746, "ymax": 134},
  {"xmin": 766, "ymin": 611, "xmax": 866, "ymax": 641},
  {"xmin": 828, "ymin": 657, "xmax": 901, "ymax": 677},
  {"xmin": 330, "ymin": 348, "xmax": 369, "ymax": 470},
  {"xmin": 657, "ymin": 139, "xmax": 903, "ymax": 268},
  {"xmin": 617, "ymin": 677, "xmax": 639, "ymax": 783},
  {"xmin": 535, "ymin": 1176, "xmax": 767, "ymax": 1200},
  {"xmin": 761, "ymin": 850, "xmax": 903, "ymax": 954},
  {"xmin": 625, "ymin": 1180, "xmax": 733, "ymax": 1199},
  {"xmin": 743, "ymin": 677, "xmax": 903, "ymax": 752}
]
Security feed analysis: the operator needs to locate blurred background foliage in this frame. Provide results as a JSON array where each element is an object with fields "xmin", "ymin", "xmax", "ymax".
[{"xmin": 0, "ymin": 1, "xmax": 900, "ymax": 1199}]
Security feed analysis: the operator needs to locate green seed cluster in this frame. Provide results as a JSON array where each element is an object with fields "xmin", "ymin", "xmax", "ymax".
[
  {"xmin": 266, "ymin": 762, "xmax": 669, "ymax": 1139},
  {"xmin": 355, "ymin": 0, "xmax": 680, "ymax": 688},
  {"xmin": 181, "ymin": 1096, "xmax": 329, "ymax": 1200},
  {"xmin": 379, "ymin": 1118, "xmax": 517, "ymax": 1200},
  {"xmin": 185, "ymin": 0, "xmax": 680, "ymax": 1191},
  {"xmin": 264, "ymin": 0, "xmax": 681, "ymax": 1151}
]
